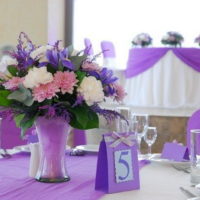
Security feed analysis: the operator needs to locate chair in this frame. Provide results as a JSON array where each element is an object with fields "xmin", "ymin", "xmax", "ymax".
[
  {"xmin": 84, "ymin": 38, "xmax": 94, "ymax": 56},
  {"xmin": 100, "ymin": 41, "xmax": 117, "ymax": 69},
  {"xmin": 186, "ymin": 109, "xmax": 200, "ymax": 154},
  {"xmin": 1, "ymin": 118, "xmax": 33, "ymax": 149}
]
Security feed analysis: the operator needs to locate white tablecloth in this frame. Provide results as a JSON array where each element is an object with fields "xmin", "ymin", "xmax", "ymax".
[{"xmin": 101, "ymin": 162, "xmax": 197, "ymax": 200}]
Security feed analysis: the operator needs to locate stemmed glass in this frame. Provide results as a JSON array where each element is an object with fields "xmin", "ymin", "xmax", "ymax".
[
  {"xmin": 144, "ymin": 127, "xmax": 157, "ymax": 158},
  {"xmin": 132, "ymin": 114, "xmax": 149, "ymax": 154}
]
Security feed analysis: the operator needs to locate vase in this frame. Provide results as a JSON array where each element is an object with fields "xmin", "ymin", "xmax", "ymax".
[{"xmin": 35, "ymin": 117, "xmax": 70, "ymax": 183}]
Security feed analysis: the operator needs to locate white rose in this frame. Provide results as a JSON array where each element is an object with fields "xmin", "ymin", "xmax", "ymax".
[
  {"xmin": 23, "ymin": 66, "xmax": 53, "ymax": 89},
  {"xmin": 77, "ymin": 76, "xmax": 104, "ymax": 105},
  {"xmin": 30, "ymin": 45, "xmax": 53, "ymax": 62},
  {"xmin": 0, "ymin": 55, "xmax": 18, "ymax": 73}
]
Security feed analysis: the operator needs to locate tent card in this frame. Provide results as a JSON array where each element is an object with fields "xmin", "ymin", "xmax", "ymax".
[
  {"xmin": 161, "ymin": 142, "xmax": 189, "ymax": 162},
  {"xmin": 95, "ymin": 132, "xmax": 140, "ymax": 193}
]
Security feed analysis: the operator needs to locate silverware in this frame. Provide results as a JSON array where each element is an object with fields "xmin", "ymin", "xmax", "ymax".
[
  {"xmin": 0, "ymin": 149, "xmax": 12, "ymax": 158},
  {"xmin": 172, "ymin": 164, "xmax": 190, "ymax": 173},
  {"xmin": 180, "ymin": 187, "xmax": 197, "ymax": 198}
]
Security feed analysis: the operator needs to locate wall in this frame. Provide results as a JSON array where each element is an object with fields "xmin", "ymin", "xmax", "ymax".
[{"xmin": 0, "ymin": 0, "xmax": 48, "ymax": 46}]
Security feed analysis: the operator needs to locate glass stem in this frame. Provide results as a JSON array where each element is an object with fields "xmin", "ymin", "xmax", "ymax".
[
  {"xmin": 148, "ymin": 144, "xmax": 151, "ymax": 157},
  {"xmin": 138, "ymin": 138, "xmax": 142, "ymax": 154}
]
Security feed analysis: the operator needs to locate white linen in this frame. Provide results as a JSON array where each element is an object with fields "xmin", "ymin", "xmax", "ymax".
[
  {"xmin": 123, "ymin": 50, "xmax": 200, "ymax": 110},
  {"xmin": 101, "ymin": 162, "xmax": 197, "ymax": 200}
]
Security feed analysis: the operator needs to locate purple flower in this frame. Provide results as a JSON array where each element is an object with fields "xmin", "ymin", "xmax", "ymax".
[
  {"xmin": 90, "ymin": 103, "xmax": 126, "ymax": 123},
  {"xmin": 10, "ymin": 32, "xmax": 35, "ymax": 69},
  {"xmin": 46, "ymin": 48, "xmax": 74, "ymax": 70}
]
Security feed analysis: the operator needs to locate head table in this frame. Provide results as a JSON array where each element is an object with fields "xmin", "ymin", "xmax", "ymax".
[
  {"xmin": 0, "ymin": 151, "xmax": 195, "ymax": 200},
  {"xmin": 123, "ymin": 47, "xmax": 200, "ymax": 111}
]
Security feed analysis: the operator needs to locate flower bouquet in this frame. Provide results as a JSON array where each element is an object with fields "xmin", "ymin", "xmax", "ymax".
[
  {"xmin": 0, "ymin": 33, "xmax": 126, "ymax": 182},
  {"xmin": 132, "ymin": 33, "xmax": 152, "ymax": 47},
  {"xmin": 194, "ymin": 35, "xmax": 200, "ymax": 46},
  {"xmin": 161, "ymin": 31, "xmax": 184, "ymax": 47}
]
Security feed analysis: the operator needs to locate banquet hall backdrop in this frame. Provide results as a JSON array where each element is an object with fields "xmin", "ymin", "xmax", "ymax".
[{"xmin": 0, "ymin": 0, "xmax": 200, "ymax": 152}]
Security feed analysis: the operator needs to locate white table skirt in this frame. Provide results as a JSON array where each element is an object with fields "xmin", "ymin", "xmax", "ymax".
[
  {"xmin": 101, "ymin": 162, "xmax": 197, "ymax": 200},
  {"xmin": 123, "ymin": 50, "xmax": 200, "ymax": 110}
]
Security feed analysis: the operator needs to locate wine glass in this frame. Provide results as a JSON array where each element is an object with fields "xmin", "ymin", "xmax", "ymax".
[
  {"xmin": 132, "ymin": 114, "xmax": 149, "ymax": 154},
  {"xmin": 144, "ymin": 127, "xmax": 157, "ymax": 158}
]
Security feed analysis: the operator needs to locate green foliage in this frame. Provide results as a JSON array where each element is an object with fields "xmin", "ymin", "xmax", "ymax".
[
  {"xmin": 14, "ymin": 113, "xmax": 25, "ymax": 127},
  {"xmin": 14, "ymin": 113, "xmax": 36, "ymax": 138},
  {"xmin": 70, "ymin": 54, "xmax": 87, "ymax": 70},
  {"xmin": 69, "ymin": 104, "xmax": 99, "ymax": 129},
  {"xmin": 7, "ymin": 84, "xmax": 34, "ymax": 106},
  {"xmin": 7, "ymin": 65, "xmax": 19, "ymax": 76},
  {"xmin": 76, "ymin": 71, "xmax": 86, "ymax": 85},
  {"xmin": 0, "ymin": 90, "xmax": 12, "ymax": 106}
]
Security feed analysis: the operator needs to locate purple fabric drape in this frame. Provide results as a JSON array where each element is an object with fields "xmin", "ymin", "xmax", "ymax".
[
  {"xmin": 101, "ymin": 41, "xmax": 116, "ymax": 58},
  {"xmin": 125, "ymin": 48, "xmax": 200, "ymax": 78}
]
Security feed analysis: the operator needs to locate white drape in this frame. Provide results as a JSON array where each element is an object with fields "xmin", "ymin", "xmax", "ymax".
[{"xmin": 123, "ymin": 50, "xmax": 200, "ymax": 110}]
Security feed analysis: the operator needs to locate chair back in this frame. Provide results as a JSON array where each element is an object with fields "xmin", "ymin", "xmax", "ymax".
[
  {"xmin": 187, "ymin": 109, "xmax": 200, "ymax": 154},
  {"xmin": 84, "ymin": 38, "xmax": 94, "ymax": 55},
  {"xmin": 101, "ymin": 41, "xmax": 116, "ymax": 58}
]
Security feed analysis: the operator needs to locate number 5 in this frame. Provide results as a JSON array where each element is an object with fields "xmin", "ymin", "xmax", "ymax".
[{"xmin": 118, "ymin": 151, "xmax": 130, "ymax": 180}]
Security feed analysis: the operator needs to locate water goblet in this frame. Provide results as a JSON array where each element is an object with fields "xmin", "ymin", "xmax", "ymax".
[
  {"xmin": 132, "ymin": 114, "xmax": 149, "ymax": 154},
  {"xmin": 144, "ymin": 126, "xmax": 157, "ymax": 158}
]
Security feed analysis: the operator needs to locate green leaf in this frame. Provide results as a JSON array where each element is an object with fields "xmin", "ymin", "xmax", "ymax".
[
  {"xmin": 8, "ymin": 84, "xmax": 34, "ymax": 106},
  {"xmin": 70, "ymin": 55, "xmax": 87, "ymax": 70},
  {"xmin": 7, "ymin": 65, "xmax": 19, "ymax": 76},
  {"xmin": 76, "ymin": 71, "xmax": 86, "ymax": 84},
  {"xmin": 46, "ymin": 64, "xmax": 56, "ymax": 74},
  {"xmin": 14, "ymin": 113, "xmax": 25, "ymax": 128},
  {"xmin": 20, "ymin": 116, "xmax": 36, "ymax": 138},
  {"xmin": 69, "ymin": 105, "xmax": 99, "ymax": 129},
  {"xmin": 67, "ymin": 45, "xmax": 74, "ymax": 56},
  {"xmin": 0, "ymin": 90, "xmax": 12, "ymax": 106}
]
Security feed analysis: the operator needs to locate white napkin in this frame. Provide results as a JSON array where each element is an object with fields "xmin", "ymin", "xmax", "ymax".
[{"xmin": 29, "ymin": 143, "xmax": 40, "ymax": 178}]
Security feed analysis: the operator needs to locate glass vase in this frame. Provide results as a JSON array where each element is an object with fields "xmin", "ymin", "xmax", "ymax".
[{"xmin": 35, "ymin": 117, "xmax": 70, "ymax": 183}]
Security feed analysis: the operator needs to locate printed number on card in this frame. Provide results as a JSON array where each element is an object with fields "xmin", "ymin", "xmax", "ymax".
[{"xmin": 114, "ymin": 149, "xmax": 134, "ymax": 183}]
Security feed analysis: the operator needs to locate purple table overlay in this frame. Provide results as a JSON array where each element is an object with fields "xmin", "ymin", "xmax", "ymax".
[
  {"xmin": 0, "ymin": 153, "xmax": 104, "ymax": 200},
  {"xmin": 0, "ymin": 152, "xmax": 150, "ymax": 200},
  {"xmin": 125, "ymin": 48, "xmax": 200, "ymax": 78}
]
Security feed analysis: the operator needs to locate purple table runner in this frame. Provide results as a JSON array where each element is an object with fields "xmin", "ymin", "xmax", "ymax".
[
  {"xmin": 125, "ymin": 48, "xmax": 200, "ymax": 78},
  {"xmin": 0, "ymin": 153, "xmax": 150, "ymax": 200},
  {"xmin": 0, "ymin": 153, "xmax": 104, "ymax": 200}
]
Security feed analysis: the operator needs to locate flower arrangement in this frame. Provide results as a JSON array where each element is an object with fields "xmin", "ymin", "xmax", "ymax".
[
  {"xmin": 161, "ymin": 31, "xmax": 184, "ymax": 47},
  {"xmin": 194, "ymin": 34, "xmax": 200, "ymax": 46},
  {"xmin": 0, "ymin": 33, "xmax": 126, "ymax": 137},
  {"xmin": 132, "ymin": 33, "xmax": 152, "ymax": 47}
]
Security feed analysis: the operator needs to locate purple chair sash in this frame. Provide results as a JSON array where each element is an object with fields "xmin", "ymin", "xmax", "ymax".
[
  {"xmin": 125, "ymin": 48, "xmax": 200, "ymax": 78},
  {"xmin": 84, "ymin": 38, "xmax": 94, "ymax": 55},
  {"xmin": 1, "ymin": 119, "xmax": 33, "ymax": 149},
  {"xmin": 187, "ymin": 109, "xmax": 200, "ymax": 154},
  {"xmin": 101, "ymin": 41, "xmax": 116, "ymax": 58}
]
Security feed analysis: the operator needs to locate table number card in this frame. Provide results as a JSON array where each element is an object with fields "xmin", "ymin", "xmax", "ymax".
[
  {"xmin": 95, "ymin": 132, "xmax": 140, "ymax": 193},
  {"xmin": 161, "ymin": 142, "xmax": 189, "ymax": 162}
]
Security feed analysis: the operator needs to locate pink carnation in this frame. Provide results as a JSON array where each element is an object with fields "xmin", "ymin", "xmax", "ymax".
[
  {"xmin": 113, "ymin": 83, "xmax": 126, "ymax": 102},
  {"xmin": 82, "ymin": 61, "xmax": 101, "ymax": 72},
  {"xmin": 33, "ymin": 82, "xmax": 59, "ymax": 102},
  {"xmin": 54, "ymin": 71, "xmax": 78, "ymax": 94},
  {"xmin": 3, "ymin": 77, "xmax": 24, "ymax": 90}
]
